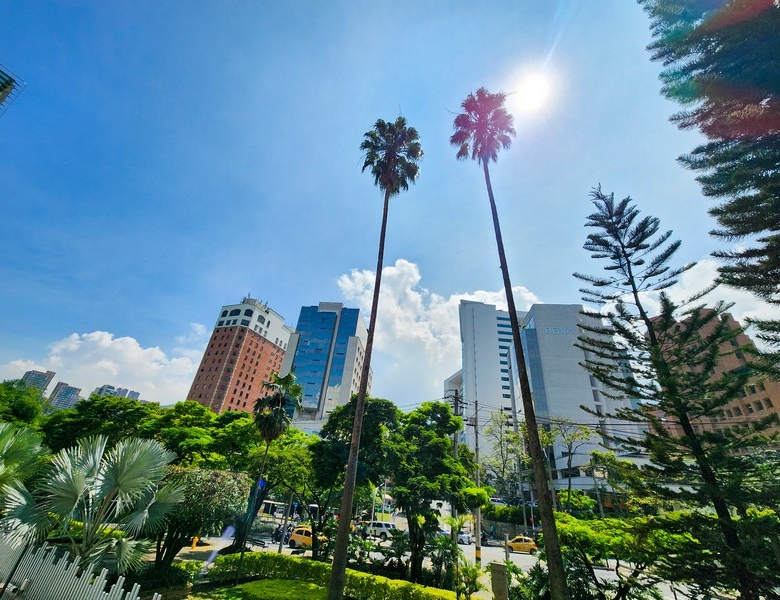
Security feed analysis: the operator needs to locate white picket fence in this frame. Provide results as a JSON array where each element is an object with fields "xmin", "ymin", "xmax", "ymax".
[{"xmin": 0, "ymin": 536, "xmax": 161, "ymax": 600}]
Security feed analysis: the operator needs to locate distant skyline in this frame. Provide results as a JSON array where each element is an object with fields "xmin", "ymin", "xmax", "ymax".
[{"xmin": 0, "ymin": 2, "xmax": 772, "ymax": 407}]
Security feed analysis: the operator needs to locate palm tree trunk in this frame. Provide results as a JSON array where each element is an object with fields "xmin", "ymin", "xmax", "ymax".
[
  {"xmin": 328, "ymin": 188, "xmax": 390, "ymax": 600},
  {"xmin": 482, "ymin": 160, "xmax": 570, "ymax": 600}
]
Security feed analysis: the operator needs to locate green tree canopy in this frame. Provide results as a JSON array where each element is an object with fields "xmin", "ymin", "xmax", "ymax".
[
  {"xmin": 387, "ymin": 401, "xmax": 484, "ymax": 583},
  {"xmin": 139, "ymin": 400, "xmax": 221, "ymax": 466},
  {"xmin": 41, "ymin": 394, "xmax": 161, "ymax": 452},
  {"xmin": 0, "ymin": 379, "xmax": 47, "ymax": 426},
  {"xmin": 153, "ymin": 467, "xmax": 250, "ymax": 571}
]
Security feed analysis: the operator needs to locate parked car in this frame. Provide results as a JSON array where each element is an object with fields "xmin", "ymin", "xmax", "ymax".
[
  {"xmin": 504, "ymin": 535, "xmax": 538, "ymax": 555},
  {"xmin": 288, "ymin": 526, "xmax": 326, "ymax": 549},
  {"xmin": 362, "ymin": 520, "xmax": 398, "ymax": 541},
  {"xmin": 457, "ymin": 530, "xmax": 474, "ymax": 545},
  {"xmin": 489, "ymin": 497, "xmax": 508, "ymax": 505}
]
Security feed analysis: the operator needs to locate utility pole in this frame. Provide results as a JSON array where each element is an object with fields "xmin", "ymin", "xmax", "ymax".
[{"xmin": 474, "ymin": 395, "xmax": 481, "ymax": 567}]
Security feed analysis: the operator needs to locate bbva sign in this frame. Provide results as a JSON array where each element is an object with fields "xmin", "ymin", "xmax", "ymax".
[{"xmin": 544, "ymin": 326, "xmax": 574, "ymax": 335}]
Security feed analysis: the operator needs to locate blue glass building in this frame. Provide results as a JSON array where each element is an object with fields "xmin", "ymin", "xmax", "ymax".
[{"xmin": 280, "ymin": 302, "xmax": 369, "ymax": 429}]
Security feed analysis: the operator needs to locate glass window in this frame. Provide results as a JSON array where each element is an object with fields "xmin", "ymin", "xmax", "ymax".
[
  {"xmin": 244, "ymin": 309, "xmax": 254, "ymax": 317},
  {"xmin": 218, "ymin": 320, "xmax": 224, "ymax": 326},
  {"xmin": 221, "ymin": 310, "xmax": 228, "ymax": 317},
  {"xmin": 229, "ymin": 309, "xmax": 241, "ymax": 316}
]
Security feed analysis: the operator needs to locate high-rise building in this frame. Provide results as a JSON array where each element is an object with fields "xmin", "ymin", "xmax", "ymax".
[
  {"xmin": 514, "ymin": 304, "xmax": 634, "ymax": 483},
  {"xmin": 0, "ymin": 63, "xmax": 25, "ymax": 117},
  {"xmin": 455, "ymin": 301, "xmax": 638, "ymax": 493},
  {"xmin": 93, "ymin": 384, "xmax": 142, "ymax": 400},
  {"xmin": 188, "ymin": 297, "xmax": 293, "ymax": 414},
  {"xmin": 22, "ymin": 369, "xmax": 56, "ymax": 394},
  {"xmin": 280, "ymin": 302, "xmax": 370, "ymax": 433},
  {"xmin": 49, "ymin": 382, "xmax": 82, "ymax": 410},
  {"xmin": 653, "ymin": 310, "xmax": 780, "ymax": 437}
]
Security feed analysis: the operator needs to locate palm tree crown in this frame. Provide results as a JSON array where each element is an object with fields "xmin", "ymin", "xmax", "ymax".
[
  {"xmin": 450, "ymin": 86, "xmax": 570, "ymax": 600},
  {"xmin": 450, "ymin": 87, "xmax": 515, "ymax": 165},
  {"xmin": 253, "ymin": 371, "xmax": 302, "ymax": 450},
  {"xmin": 360, "ymin": 116, "xmax": 422, "ymax": 196},
  {"xmin": 329, "ymin": 116, "xmax": 422, "ymax": 600}
]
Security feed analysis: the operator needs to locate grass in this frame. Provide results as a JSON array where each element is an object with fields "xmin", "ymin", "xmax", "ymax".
[{"xmin": 188, "ymin": 586, "xmax": 243, "ymax": 600}]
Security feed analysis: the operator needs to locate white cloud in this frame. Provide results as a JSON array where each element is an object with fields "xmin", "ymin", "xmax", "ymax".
[
  {"xmin": 0, "ymin": 328, "xmax": 206, "ymax": 405},
  {"xmin": 669, "ymin": 259, "xmax": 776, "ymax": 326},
  {"xmin": 5, "ymin": 257, "xmax": 765, "ymax": 414},
  {"xmin": 338, "ymin": 258, "xmax": 541, "ymax": 408}
]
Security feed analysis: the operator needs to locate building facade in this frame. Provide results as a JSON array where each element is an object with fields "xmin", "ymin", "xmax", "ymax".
[
  {"xmin": 513, "ymin": 304, "xmax": 633, "ymax": 486},
  {"xmin": 280, "ymin": 302, "xmax": 369, "ymax": 433},
  {"xmin": 0, "ymin": 63, "xmax": 24, "ymax": 116},
  {"xmin": 655, "ymin": 311, "xmax": 780, "ymax": 437},
  {"xmin": 456, "ymin": 301, "xmax": 638, "ymax": 495},
  {"xmin": 93, "ymin": 384, "xmax": 141, "ymax": 400},
  {"xmin": 188, "ymin": 297, "xmax": 293, "ymax": 414},
  {"xmin": 49, "ymin": 382, "xmax": 82, "ymax": 410},
  {"xmin": 22, "ymin": 369, "xmax": 55, "ymax": 394}
]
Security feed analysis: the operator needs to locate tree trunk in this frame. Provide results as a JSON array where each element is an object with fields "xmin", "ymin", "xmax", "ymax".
[
  {"xmin": 482, "ymin": 160, "xmax": 570, "ymax": 600},
  {"xmin": 328, "ymin": 188, "xmax": 391, "ymax": 600}
]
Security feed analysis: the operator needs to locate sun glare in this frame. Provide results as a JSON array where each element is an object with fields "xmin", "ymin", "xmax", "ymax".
[{"xmin": 513, "ymin": 73, "xmax": 551, "ymax": 113}]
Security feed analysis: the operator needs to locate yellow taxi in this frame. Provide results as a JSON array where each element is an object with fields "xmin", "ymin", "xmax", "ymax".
[
  {"xmin": 505, "ymin": 535, "xmax": 538, "ymax": 555},
  {"xmin": 288, "ymin": 526, "xmax": 326, "ymax": 549}
]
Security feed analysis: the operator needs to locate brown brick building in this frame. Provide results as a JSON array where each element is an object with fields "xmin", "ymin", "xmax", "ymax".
[
  {"xmin": 187, "ymin": 297, "xmax": 293, "ymax": 414},
  {"xmin": 653, "ymin": 311, "xmax": 780, "ymax": 437}
]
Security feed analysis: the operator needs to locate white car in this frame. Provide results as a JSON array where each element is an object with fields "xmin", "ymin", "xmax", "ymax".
[
  {"xmin": 362, "ymin": 520, "xmax": 398, "ymax": 541},
  {"xmin": 457, "ymin": 530, "xmax": 474, "ymax": 545}
]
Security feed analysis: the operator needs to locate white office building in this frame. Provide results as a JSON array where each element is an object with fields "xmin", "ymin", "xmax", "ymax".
[{"xmin": 453, "ymin": 300, "xmax": 639, "ymax": 495}]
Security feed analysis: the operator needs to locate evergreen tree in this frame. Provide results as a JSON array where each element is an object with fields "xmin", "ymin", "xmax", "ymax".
[
  {"xmin": 574, "ymin": 186, "xmax": 780, "ymax": 599},
  {"xmin": 638, "ymin": 0, "xmax": 780, "ymax": 347}
]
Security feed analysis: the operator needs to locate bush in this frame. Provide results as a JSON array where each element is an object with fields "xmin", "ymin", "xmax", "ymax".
[
  {"xmin": 125, "ymin": 560, "xmax": 202, "ymax": 590},
  {"xmin": 208, "ymin": 552, "xmax": 455, "ymax": 600},
  {"xmin": 242, "ymin": 579, "xmax": 327, "ymax": 600}
]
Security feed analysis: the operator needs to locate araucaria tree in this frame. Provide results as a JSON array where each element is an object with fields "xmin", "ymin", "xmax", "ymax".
[
  {"xmin": 451, "ymin": 87, "xmax": 570, "ymax": 600},
  {"xmin": 575, "ymin": 187, "xmax": 780, "ymax": 599},
  {"xmin": 638, "ymin": 1, "xmax": 780, "ymax": 348},
  {"xmin": 328, "ymin": 116, "xmax": 422, "ymax": 600}
]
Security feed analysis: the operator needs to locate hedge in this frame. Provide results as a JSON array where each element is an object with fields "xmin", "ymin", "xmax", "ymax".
[{"xmin": 209, "ymin": 552, "xmax": 455, "ymax": 600}]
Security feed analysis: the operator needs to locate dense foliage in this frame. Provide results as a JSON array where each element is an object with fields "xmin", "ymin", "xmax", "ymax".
[
  {"xmin": 153, "ymin": 467, "xmax": 250, "ymax": 570},
  {"xmin": 1, "ymin": 436, "xmax": 183, "ymax": 574},
  {"xmin": 639, "ymin": 0, "xmax": 780, "ymax": 347},
  {"xmin": 575, "ymin": 188, "xmax": 780, "ymax": 598}
]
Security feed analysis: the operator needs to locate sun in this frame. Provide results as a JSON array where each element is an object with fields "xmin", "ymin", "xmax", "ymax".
[{"xmin": 513, "ymin": 73, "xmax": 551, "ymax": 113}]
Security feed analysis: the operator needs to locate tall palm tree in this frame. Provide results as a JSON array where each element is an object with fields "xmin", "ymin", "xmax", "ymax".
[
  {"xmin": 328, "ymin": 116, "xmax": 422, "ymax": 600},
  {"xmin": 232, "ymin": 371, "xmax": 302, "ymax": 556},
  {"xmin": 253, "ymin": 371, "xmax": 302, "ymax": 474},
  {"xmin": 0, "ymin": 436, "xmax": 182, "ymax": 574},
  {"xmin": 450, "ymin": 87, "xmax": 570, "ymax": 600}
]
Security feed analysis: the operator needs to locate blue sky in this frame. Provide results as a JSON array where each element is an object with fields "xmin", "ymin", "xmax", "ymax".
[{"xmin": 0, "ymin": 1, "xmax": 770, "ymax": 407}]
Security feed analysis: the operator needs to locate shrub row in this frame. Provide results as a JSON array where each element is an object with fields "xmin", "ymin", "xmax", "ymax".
[{"xmin": 209, "ymin": 552, "xmax": 455, "ymax": 600}]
